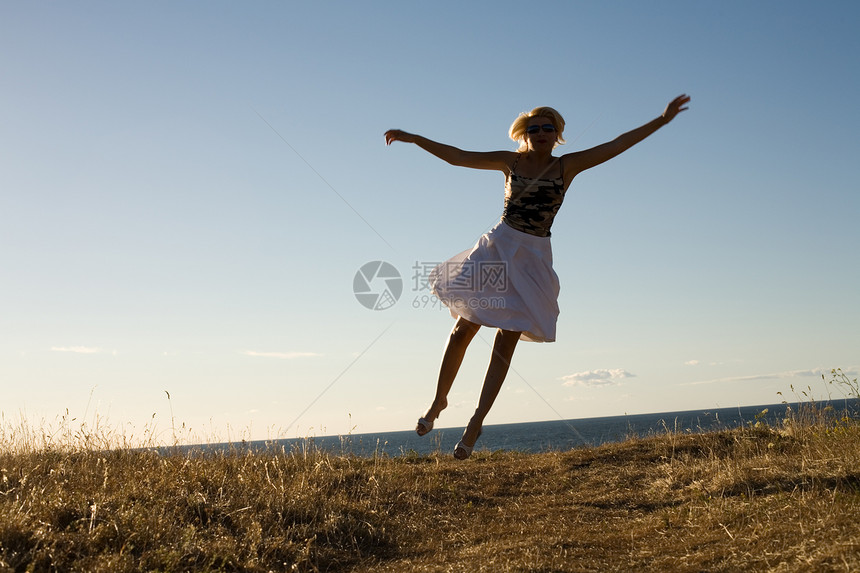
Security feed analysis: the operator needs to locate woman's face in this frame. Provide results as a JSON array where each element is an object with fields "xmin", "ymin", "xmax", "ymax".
[{"xmin": 525, "ymin": 116, "xmax": 557, "ymax": 151}]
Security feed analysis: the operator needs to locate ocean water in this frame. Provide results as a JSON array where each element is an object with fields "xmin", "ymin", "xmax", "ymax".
[{"xmin": 198, "ymin": 399, "xmax": 858, "ymax": 458}]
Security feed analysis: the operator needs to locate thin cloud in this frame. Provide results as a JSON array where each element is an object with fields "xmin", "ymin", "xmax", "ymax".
[
  {"xmin": 51, "ymin": 346, "xmax": 103, "ymax": 354},
  {"xmin": 686, "ymin": 360, "xmax": 728, "ymax": 366},
  {"xmin": 561, "ymin": 369, "xmax": 635, "ymax": 387},
  {"xmin": 683, "ymin": 368, "xmax": 825, "ymax": 386},
  {"xmin": 242, "ymin": 350, "xmax": 323, "ymax": 359}
]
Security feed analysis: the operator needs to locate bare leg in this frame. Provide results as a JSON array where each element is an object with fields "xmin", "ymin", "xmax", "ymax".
[
  {"xmin": 456, "ymin": 328, "xmax": 520, "ymax": 453},
  {"xmin": 416, "ymin": 317, "xmax": 481, "ymax": 434}
]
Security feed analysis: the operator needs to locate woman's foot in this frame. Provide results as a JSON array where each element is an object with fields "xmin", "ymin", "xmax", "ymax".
[
  {"xmin": 415, "ymin": 417, "xmax": 434, "ymax": 436},
  {"xmin": 453, "ymin": 422, "xmax": 482, "ymax": 460},
  {"xmin": 416, "ymin": 399, "xmax": 448, "ymax": 437},
  {"xmin": 453, "ymin": 439, "xmax": 475, "ymax": 460}
]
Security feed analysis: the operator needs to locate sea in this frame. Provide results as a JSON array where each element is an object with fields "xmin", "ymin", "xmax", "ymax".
[{"xmin": 188, "ymin": 398, "xmax": 858, "ymax": 458}]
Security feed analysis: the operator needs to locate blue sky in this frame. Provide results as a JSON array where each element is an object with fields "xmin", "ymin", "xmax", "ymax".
[{"xmin": 2, "ymin": 1, "xmax": 858, "ymax": 444}]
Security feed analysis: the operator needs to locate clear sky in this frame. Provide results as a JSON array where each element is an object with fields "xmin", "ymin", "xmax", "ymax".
[{"xmin": 3, "ymin": 1, "xmax": 858, "ymax": 444}]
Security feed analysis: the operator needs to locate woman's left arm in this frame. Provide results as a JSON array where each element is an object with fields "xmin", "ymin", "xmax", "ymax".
[{"xmin": 563, "ymin": 94, "xmax": 690, "ymax": 177}]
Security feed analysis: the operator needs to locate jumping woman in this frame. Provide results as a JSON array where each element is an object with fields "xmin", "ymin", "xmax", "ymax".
[{"xmin": 384, "ymin": 94, "xmax": 690, "ymax": 459}]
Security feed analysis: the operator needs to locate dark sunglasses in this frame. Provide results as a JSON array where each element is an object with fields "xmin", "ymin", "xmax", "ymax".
[{"xmin": 526, "ymin": 124, "xmax": 556, "ymax": 135}]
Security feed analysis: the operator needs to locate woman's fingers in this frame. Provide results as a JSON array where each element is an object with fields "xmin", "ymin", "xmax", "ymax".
[
  {"xmin": 663, "ymin": 94, "xmax": 690, "ymax": 122},
  {"xmin": 384, "ymin": 129, "xmax": 412, "ymax": 145},
  {"xmin": 384, "ymin": 129, "xmax": 400, "ymax": 145},
  {"xmin": 674, "ymin": 94, "xmax": 691, "ymax": 112}
]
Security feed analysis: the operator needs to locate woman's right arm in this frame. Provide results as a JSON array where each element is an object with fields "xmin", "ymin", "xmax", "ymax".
[{"xmin": 384, "ymin": 129, "xmax": 514, "ymax": 172}]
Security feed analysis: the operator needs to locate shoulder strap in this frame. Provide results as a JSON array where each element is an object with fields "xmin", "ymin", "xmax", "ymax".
[{"xmin": 511, "ymin": 153, "xmax": 521, "ymax": 174}]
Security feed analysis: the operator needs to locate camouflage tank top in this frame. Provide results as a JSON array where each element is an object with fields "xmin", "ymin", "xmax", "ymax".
[{"xmin": 502, "ymin": 154, "xmax": 566, "ymax": 237}]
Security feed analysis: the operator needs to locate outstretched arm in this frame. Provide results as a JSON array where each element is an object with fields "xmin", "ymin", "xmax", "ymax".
[
  {"xmin": 563, "ymin": 94, "xmax": 690, "ymax": 177},
  {"xmin": 385, "ymin": 129, "xmax": 514, "ymax": 172}
]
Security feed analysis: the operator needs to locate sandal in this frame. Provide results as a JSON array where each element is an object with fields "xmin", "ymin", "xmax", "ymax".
[
  {"xmin": 453, "ymin": 440, "xmax": 473, "ymax": 460},
  {"xmin": 453, "ymin": 430, "xmax": 482, "ymax": 460},
  {"xmin": 416, "ymin": 417, "xmax": 434, "ymax": 436}
]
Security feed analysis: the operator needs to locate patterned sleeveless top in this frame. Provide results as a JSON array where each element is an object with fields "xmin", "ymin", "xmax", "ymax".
[{"xmin": 502, "ymin": 154, "xmax": 566, "ymax": 237}]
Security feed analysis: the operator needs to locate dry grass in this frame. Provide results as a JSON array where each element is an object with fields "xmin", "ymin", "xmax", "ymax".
[{"xmin": 2, "ymin": 394, "xmax": 859, "ymax": 571}]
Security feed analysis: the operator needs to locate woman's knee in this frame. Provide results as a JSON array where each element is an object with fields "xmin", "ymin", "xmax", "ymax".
[{"xmin": 494, "ymin": 329, "xmax": 521, "ymax": 351}]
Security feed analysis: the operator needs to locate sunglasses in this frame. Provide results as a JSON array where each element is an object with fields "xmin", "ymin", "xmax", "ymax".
[{"xmin": 526, "ymin": 124, "xmax": 556, "ymax": 135}]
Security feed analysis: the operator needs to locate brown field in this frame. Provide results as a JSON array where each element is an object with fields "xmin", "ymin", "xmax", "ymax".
[{"xmin": 2, "ymin": 382, "xmax": 859, "ymax": 571}]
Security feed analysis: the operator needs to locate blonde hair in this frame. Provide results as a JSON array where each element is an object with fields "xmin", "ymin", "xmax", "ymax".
[{"xmin": 508, "ymin": 106, "xmax": 566, "ymax": 152}]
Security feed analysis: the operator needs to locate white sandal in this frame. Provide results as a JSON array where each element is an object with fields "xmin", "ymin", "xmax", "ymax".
[
  {"xmin": 453, "ymin": 440, "xmax": 474, "ymax": 460},
  {"xmin": 453, "ymin": 430, "xmax": 481, "ymax": 460},
  {"xmin": 416, "ymin": 417, "xmax": 434, "ymax": 436}
]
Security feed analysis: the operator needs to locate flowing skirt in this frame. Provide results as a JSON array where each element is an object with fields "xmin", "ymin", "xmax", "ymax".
[{"xmin": 429, "ymin": 220, "xmax": 560, "ymax": 342}]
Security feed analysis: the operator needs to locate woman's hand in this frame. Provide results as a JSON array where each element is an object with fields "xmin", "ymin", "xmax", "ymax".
[
  {"xmin": 384, "ymin": 129, "xmax": 417, "ymax": 145},
  {"xmin": 662, "ymin": 94, "xmax": 691, "ymax": 123}
]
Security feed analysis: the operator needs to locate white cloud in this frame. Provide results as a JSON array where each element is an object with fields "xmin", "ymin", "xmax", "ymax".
[
  {"xmin": 561, "ymin": 369, "xmax": 636, "ymax": 387},
  {"xmin": 685, "ymin": 360, "xmax": 700, "ymax": 366},
  {"xmin": 241, "ymin": 350, "xmax": 323, "ymax": 359},
  {"xmin": 682, "ymin": 368, "xmax": 825, "ymax": 386},
  {"xmin": 51, "ymin": 346, "xmax": 102, "ymax": 354}
]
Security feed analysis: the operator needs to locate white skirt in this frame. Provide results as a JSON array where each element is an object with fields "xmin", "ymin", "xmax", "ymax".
[{"xmin": 429, "ymin": 220, "xmax": 560, "ymax": 342}]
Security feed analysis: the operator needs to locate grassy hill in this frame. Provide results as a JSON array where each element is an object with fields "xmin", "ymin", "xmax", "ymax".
[{"xmin": 2, "ymin": 374, "xmax": 859, "ymax": 571}]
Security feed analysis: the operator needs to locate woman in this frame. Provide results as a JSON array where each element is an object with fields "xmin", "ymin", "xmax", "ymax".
[{"xmin": 384, "ymin": 94, "xmax": 690, "ymax": 459}]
